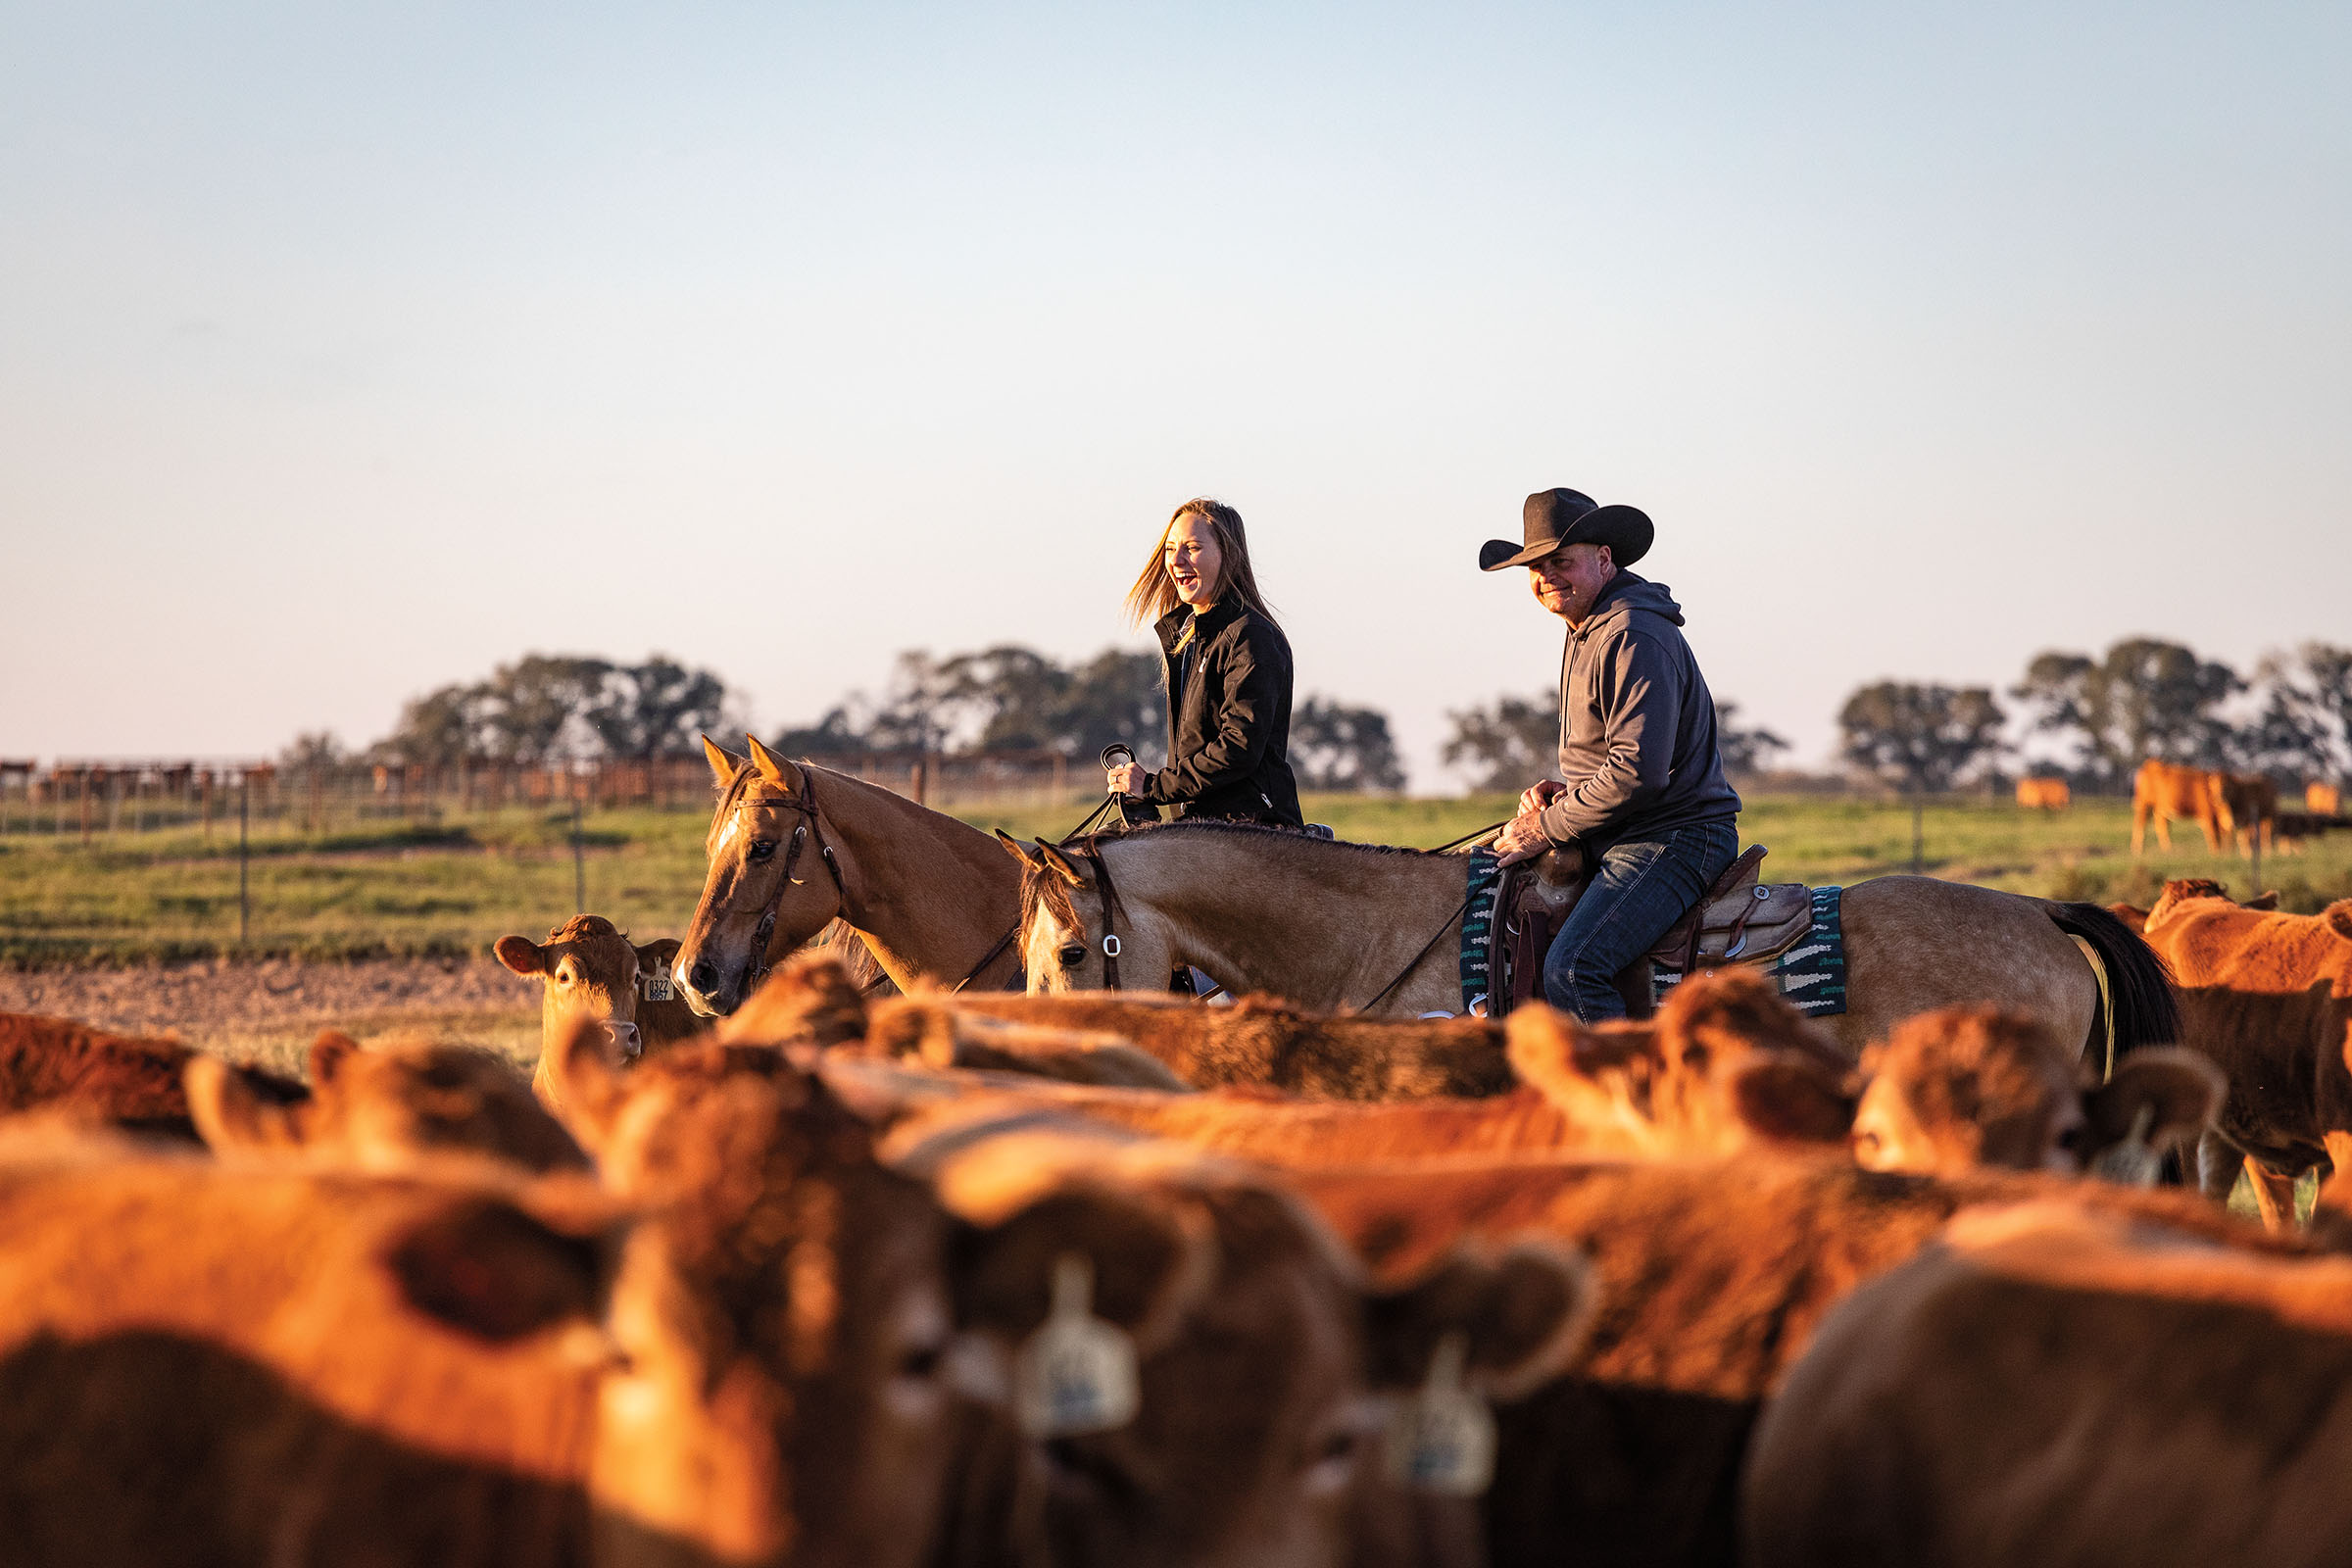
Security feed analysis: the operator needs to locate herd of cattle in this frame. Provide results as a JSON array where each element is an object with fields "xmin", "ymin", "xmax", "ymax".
[
  {"xmin": 2015, "ymin": 760, "xmax": 2350, "ymax": 858},
  {"xmin": 4, "ymin": 864, "xmax": 2352, "ymax": 1565}
]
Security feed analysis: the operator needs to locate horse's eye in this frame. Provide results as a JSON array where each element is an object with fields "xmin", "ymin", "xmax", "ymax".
[
  {"xmin": 1058, "ymin": 944, "xmax": 1087, "ymax": 969},
  {"xmin": 747, "ymin": 839, "xmax": 779, "ymax": 862}
]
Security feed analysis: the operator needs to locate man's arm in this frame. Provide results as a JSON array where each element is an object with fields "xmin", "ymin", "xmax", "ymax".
[{"xmin": 1535, "ymin": 628, "xmax": 1684, "ymax": 844}]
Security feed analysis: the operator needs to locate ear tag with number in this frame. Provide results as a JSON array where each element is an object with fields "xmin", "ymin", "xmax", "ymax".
[
  {"xmin": 1387, "ymin": 1332, "xmax": 1496, "ymax": 1496},
  {"xmin": 2090, "ymin": 1102, "xmax": 2164, "ymax": 1187},
  {"xmin": 640, "ymin": 969, "xmax": 675, "ymax": 1004},
  {"xmin": 1013, "ymin": 1253, "xmax": 1140, "ymax": 1439}
]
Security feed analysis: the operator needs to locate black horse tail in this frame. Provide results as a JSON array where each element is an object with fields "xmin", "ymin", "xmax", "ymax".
[{"xmin": 2043, "ymin": 901, "xmax": 2180, "ymax": 1073}]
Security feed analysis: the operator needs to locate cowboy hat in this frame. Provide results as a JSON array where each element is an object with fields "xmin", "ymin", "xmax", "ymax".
[{"xmin": 1480, "ymin": 488, "xmax": 1653, "ymax": 572}]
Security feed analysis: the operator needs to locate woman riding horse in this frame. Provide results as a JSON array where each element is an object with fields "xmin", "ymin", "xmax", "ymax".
[{"xmin": 1104, "ymin": 498, "xmax": 1303, "ymax": 828}]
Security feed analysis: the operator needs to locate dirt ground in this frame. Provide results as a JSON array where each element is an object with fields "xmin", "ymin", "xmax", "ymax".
[{"xmin": 0, "ymin": 958, "xmax": 544, "ymax": 1076}]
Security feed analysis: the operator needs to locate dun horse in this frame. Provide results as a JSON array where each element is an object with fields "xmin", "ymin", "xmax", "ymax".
[
  {"xmin": 1005, "ymin": 822, "xmax": 2176, "ymax": 1061},
  {"xmin": 673, "ymin": 736, "xmax": 1024, "ymax": 1014}
]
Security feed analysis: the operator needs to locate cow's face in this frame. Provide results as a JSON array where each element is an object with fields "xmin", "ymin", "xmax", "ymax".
[{"xmin": 497, "ymin": 916, "xmax": 646, "ymax": 1062}]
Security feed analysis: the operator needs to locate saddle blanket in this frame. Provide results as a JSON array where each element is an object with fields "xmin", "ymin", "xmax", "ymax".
[{"xmin": 1453, "ymin": 852, "xmax": 1848, "ymax": 1019}]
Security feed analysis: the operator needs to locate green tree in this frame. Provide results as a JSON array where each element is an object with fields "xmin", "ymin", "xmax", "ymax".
[
  {"xmin": 583, "ymin": 657, "xmax": 729, "ymax": 760},
  {"xmin": 1291, "ymin": 698, "xmax": 1407, "ymax": 793},
  {"xmin": 1838, "ymin": 682, "xmax": 2007, "ymax": 795},
  {"xmin": 1717, "ymin": 700, "xmax": 1791, "ymax": 777},
  {"xmin": 1442, "ymin": 692, "xmax": 1559, "ymax": 793},
  {"xmin": 2011, "ymin": 638, "xmax": 2242, "ymax": 785}
]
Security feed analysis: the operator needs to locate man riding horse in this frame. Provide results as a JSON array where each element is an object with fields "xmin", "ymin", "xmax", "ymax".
[{"xmin": 1486, "ymin": 488, "xmax": 1743, "ymax": 1023}]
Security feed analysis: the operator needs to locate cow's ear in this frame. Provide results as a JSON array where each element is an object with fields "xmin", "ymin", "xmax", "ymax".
[
  {"xmin": 633, "ymin": 936, "xmax": 682, "ymax": 973},
  {"xmin": 2245, "ymin": 890, "xmax": 2281, "ymax": 911},
  {"xmin": 543, "ymin": 1013, "xmax": 627, "ymax": 1151},
  {"xmin": 1364, "ymin": 1240, "xmax": 1600, "ymax": 1400},
  {"xmin": 308, "ymin": 1031, "xmax": 360, "ymax": 1088},
  {"xmin": 383, "ymin": 1190, "xmax": 630, "ymax": 1345},
  {"xmin": 724, "ymin": 954, "xmax": 869, "ymax": 1049},
  {"xmin": 184, "ymin": 1055, "xmax": 304, "ymax": 1155},
  {"xmin": 950, "ymin": 1182, "xmax": 1207, "ymax": 1356},
  {"xmin": 1507, "ymin": 1004, "xmax": 1600, "ymax": 1099},
  {"xmin": 1726, "ymin": 1053, "xmax": 1859, "ymax": 1145},
  {"xmin": 494, "ymin": 934, "xmax": 549, "ymax": 977},
  {"xmin": 2086, "ymin": 1048, "xmax": 2225, "ymax": 1165},
  {"xmin": 2325, "ymin": 901, "xmax": 2352, "ymax": 943},
  {"xmin": 700, "ymin": 734, "xmax": 742, "ymax": 787}
]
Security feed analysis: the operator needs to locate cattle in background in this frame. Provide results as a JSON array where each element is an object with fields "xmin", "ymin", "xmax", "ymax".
[
  {"xmin": 2312, "ymin": 780, "xmax": 2342, "ymax": 817},
  {"xmin": 1, "ymin": 1011, "xmax": 303, "ymax": 1142},
  {"xmin": 2216, "ymin": 771, "xmax": 2280, "ymax": 858},
  {"xmin": 2014, "ymin": 776, "xmax": 2071, "ymax": 810},
  {"xmin": 1744, "ymin": 1201, "xmax": 2352, "ymax": 1568},
  {"xmin": 1287, "ymin": 1144, "xmax": 2299, "ymax": 1568},
  {"xmin": 2132, "ymin": 759, "xmax": 2230, "ymax": 854},
  {"xmin": 1845, "ymin": 1004, "xmax": 2220, "ymax": 1180},
  {"xmin": 185, "ymin": 1030, "xmax": 590, "ymax": 1175},
  {"xmin": 493, "ymin": 915, "xmax": 699, "ymax": 1110}
]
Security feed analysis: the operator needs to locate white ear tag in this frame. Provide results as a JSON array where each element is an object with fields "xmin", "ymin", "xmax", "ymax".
[
  {"xmin": 1387, "ymin": 1332, "xmax": 1496, "ymax": 1496},
  {"xmin": 2090, "ymin": 1102, "xmax": 2164, "ymax": 1187},
  {"xmin": 1013, "ymin": 1253, "xmax": 1140, "ymax": 1439},
  {"xmin": 641, "ymin": 970, "xmax": 675, "ymax": 1004}
]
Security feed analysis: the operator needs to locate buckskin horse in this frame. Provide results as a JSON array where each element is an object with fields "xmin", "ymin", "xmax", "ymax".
[
  {"xmin": 1003, "ymin": 821, "xmax": 2177, "ymax": 1062},
  {"xmin": 672, "ymin": 736, "xmax": 1025, "ymax": 1014}
]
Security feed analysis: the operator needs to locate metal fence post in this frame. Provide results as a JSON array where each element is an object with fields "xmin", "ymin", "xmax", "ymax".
[
  {"xmin": 571, "ymin": 791, "xmax": 586, "ymax": 913},
  {"xmin": 238, "ymin": 780, "xmax": 251, "ymax": 948}
]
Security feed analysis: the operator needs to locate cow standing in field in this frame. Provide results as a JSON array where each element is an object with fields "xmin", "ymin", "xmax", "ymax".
[
  {"xmin": 2217, "ymin": 770, "xmax": 2280, "ymax": 858},
  {"xmin": 2132, "ymin": 758, "xmax": 2230, "ymax": 854},
  {"xmin": 494, "ymin": 916, "xmax": 700, "ymax": 1110},
  {"xmin": 2014, "ymin": 776, "xmax": 2070, "ymax": 810},
  {"xmin": 1743, "ymin": 1200, "xmax": 2352, "ymax": 1568}
]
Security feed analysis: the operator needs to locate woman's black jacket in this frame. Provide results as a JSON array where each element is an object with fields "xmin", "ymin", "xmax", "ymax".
[{"xmin": 1140, "ymin": 599, "xmax": 1303, "ymax": 826}]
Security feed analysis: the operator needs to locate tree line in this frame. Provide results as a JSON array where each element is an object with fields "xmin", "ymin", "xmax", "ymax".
[{"xmin": 318, "ymin": 634, "xmax": 2352, "ymax": 797}]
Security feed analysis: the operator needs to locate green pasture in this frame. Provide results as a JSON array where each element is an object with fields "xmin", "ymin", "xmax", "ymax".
[{"xmin": 3, "ymin": 792, "xmax": 2346, "ymax": 968}]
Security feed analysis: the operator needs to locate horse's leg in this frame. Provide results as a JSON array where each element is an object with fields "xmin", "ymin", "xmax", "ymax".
[{"xmin": 2246, "ymin": 1158, "xmax": 2302, "ymax": 1231}]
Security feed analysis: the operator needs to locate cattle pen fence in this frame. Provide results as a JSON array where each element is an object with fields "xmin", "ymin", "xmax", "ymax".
[{"xmin": 0, "ymin": 750, "xmax": 1102, "ymax": 841}]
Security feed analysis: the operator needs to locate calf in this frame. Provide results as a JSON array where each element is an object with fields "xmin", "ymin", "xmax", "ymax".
[
  {"xmin": 2142, "ymin": 879, "xmax": 2352, "ymax": 993},
  {"xmin": 1285, "ymin": 1142, "xmax": 2298, "ymax": 1568},
  {"xmin": 2178, "ymin": 981, "xmax": 2352, "ymax": 1227},
  {"xmin": 2132, "ymin": 758, "xmax": 2230, "ymax": 855},
  {"xmin": 2014, "ymin": 776, "xmax": 2070, "ymax": 809},
  {"xmin": 1846, "ymin": 1004, "xmax": 2221, "ymax": 1181},
  {"xmin": 0, "ymin": 1010, "xmax": 303, "ymax": 1141},
  {"xmin": 495, "ymin": 915, "xmax": 699, "ymax": 1108},
  {"xmin": 1744, "ymin": 1200, "xmax": 2352, "ymax": 1568},
  {"xmin": 184, "ymin": 1029, "xmax": 591, "ymax": 1174}
]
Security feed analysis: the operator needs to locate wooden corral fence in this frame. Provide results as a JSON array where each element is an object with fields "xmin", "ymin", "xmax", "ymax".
[{"xmin": 0, "ymin": 749, "xmax": 1100, "ymax": 838}]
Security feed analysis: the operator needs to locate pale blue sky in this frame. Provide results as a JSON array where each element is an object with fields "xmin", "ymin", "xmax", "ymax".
[{"xmin": 4, "ymin": 2, "xmax": 2346, "ymax": 784}]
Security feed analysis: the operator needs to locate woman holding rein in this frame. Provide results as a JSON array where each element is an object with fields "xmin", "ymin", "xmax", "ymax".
[{"xmin": 1105, "ymin": 498, "xmax": 1303, "ymax": 827}]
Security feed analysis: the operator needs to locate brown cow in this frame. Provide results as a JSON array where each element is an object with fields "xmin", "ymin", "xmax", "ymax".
[
  {"xmin": 0, "ymin": 1010, "xmax": 304, "ymax": 1141},
  {"xmin": 550, "ymin": 1024, "xmax": 1598, "ymax": 1568},
  {"xmin": 2216, "ymin": 770, "xmax": 2280, "ymax": 858},
  {"xmin": 1286, "ymin": 1144, "xmax": 2304, "ymax": 1568},
  {"xmin": 2014, "ymin": 776, "xmax": 2071, "ymax": 809},
  {"xmin": 2177, "ymin": 981, "xmax": 2352, "ymax": 1228},
  {"xmin": 185, "ymin": 1029, "xmax": 591, "ymax": 1175},
  {"xmin": 2312, "ymin": 780, "xmax": 2342, "ymax": 817},
  {"xmin": 2132, "ymin": 758, "xmax": 2230, "ymax": 854},
  {"xmin": 495, "ymin": 915, "xmax": 699, "ymax": 1108},
  {"xmin": 1845, "ymin": 1004, "xmax": 2221, "ymax": 1179},
  {"xmin": 1744, "ymin": 1200, "xmax": 2352, "ymax": 1568},
  {"xmin": 2142, "ymin": 879, "xmax": 2352, "ymax": 993}
]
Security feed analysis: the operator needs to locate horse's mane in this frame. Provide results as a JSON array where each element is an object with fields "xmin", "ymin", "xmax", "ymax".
[{"xmin": 1085, "ymin": 817, "xmax": 1441, "ymax": 860}]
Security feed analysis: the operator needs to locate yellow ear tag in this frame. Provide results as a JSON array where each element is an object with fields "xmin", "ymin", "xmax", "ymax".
[
  {"xmin": 1387, "ymin": 1332, "xmax": 1496, "ymax": 1496},
  {"xmin": 640, "ymin": 970, "xmax": 675, "ymax": 1004},
  {"xmin": 2090, "ymin": 1102, "xmax": 2164, "ymax": 1187},
  {"xmin": 1013, "ymin": 1253, "xmax": 1141, "ymax": 1439}
]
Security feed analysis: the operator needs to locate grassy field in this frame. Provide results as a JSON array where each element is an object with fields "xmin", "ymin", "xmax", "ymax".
[{"xmin": 3, "ymin": 791, "xmax": 2346, "ymax": 968}]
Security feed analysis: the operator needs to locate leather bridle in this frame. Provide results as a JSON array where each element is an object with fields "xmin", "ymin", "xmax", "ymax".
[{"xmin": 1068, "ymin": 837, "xmax": 1132, "ymax": 991}]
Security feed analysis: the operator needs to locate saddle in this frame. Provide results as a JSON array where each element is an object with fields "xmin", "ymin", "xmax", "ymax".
[{"xmin": 1492, "ymin": 844, "xmax": 1814, "ymax": 1019}]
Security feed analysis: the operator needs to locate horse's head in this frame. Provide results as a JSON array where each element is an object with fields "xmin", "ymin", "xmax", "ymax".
[
  {"xmin": 1000, "ymin": 832, "xmax": 1172, "ymax": 996},
  {"xmin": 674, "ymin": 735, "xmax": 847, "ymax": 1017}
]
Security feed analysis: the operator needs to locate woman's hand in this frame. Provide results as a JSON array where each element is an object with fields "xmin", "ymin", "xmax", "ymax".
[
  {"xmin": 1517, "ymin": 779, "xmax": 1566, "ymax": 816},
  {"xmin": 1106, "ymin": 762, "xmax": 1148, "ymax": 796}
]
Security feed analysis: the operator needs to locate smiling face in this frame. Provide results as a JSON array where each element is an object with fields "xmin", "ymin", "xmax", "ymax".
[
  {"xmin": 1528, "ymin": 541, "xmax": 1615, "ymax": 624},
  {"xmin": 1164, "ymin": 514, "xmax": 1223, "ymax": 610}
]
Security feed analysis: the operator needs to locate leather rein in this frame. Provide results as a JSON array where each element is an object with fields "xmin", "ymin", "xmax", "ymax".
[{"xmin": 736, "ymin": 770, "xmax": 1012, "ymax": 995}]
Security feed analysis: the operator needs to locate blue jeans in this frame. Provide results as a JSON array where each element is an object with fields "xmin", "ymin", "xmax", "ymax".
[{"xmin": 1543, "ymin": 819, "xmax": 1741, "ymax": 1023}]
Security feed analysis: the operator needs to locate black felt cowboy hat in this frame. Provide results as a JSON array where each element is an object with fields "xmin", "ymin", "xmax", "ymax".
[{"xmin": 1479, "ymin": 488, "xmax": 1654, "ymax": 572}]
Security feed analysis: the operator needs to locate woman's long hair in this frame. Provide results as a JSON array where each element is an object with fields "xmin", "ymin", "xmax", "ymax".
[{"xmin": 1122, "ymin": 498, "xmax": 1279, "ymax": 629}]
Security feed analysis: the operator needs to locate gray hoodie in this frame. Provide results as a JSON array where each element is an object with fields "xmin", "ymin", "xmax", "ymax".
[{"xmin": 1535, "ymin": 570, "xmax": 1741, "ymax": 849}]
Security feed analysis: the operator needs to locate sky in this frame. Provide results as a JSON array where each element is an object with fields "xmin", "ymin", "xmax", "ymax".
[{"xmin": 4, "ymin": 1, "xmax": 2347, "ymax": 788}]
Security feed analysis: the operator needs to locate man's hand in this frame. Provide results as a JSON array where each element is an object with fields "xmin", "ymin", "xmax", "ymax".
[
  {"xmin": 1517, "ymin": 779, "xmax": 1566, "ymax": 816},
  {"xmin": 1106, "ymin": 762, "xmax": 1147, "ymax": 796},
  {"xmin": 1494, "ymin": 807, "xmax": 1553, "ymax": 866}
]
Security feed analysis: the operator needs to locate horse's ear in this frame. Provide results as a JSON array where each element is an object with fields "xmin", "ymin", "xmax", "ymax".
[
  {"xmin": 1035, "ymin": 842, "xmax": 1086, "ymax": 887},
  {"xmin": 995, "ymin": 829, "xmax": 1044, "ymax": 870},
  {"xmin": 745, "ymin": 734, "xmax": 796, "ymax": 786},
  {"xmin": 700, "ymin": 734, "xmax": 742, "ymax": 787}
]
